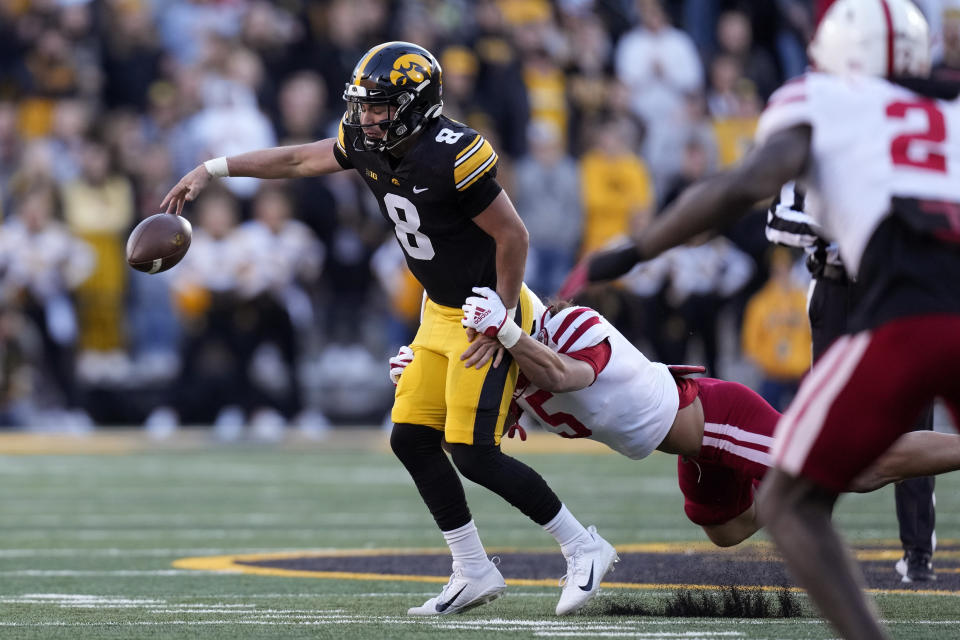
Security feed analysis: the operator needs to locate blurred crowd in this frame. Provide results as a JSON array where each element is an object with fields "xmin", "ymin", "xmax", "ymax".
[{"xmin": 0, "ymin": 0, "xmax": 956, "ymax": 434}]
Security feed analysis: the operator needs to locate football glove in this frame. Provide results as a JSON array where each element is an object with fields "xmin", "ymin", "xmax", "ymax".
[
  {"xmin": 461, "ymin": 287, "xmax": 522, "ymax": 348},
  {"xmin": 389, "ymin": 345, "xmax": 414, "ymax": 385}
]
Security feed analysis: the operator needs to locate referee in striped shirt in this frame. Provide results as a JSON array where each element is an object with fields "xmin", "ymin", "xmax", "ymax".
[{"xmin": 767, "ymin": 182, "xmax": 937, "ymax": 583}]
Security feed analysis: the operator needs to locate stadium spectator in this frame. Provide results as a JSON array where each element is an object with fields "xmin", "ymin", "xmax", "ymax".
[
  {"xmin": 615, "ymin": 0, "xmax": 703, "ymax": 188},
  {"xmin": 513, "ymin": 121, "xmax": 583, "ymax": 297},
  {"xmin": 0, "ymin": 186, "xmax": 93, "ymax": 416},
  {"xmin": 101, "ymin": 2, "xmax": 162, "ymax": 111},
  {"xmin": 166, "ymin": 187, "xmax": 248, "ymax": 434},
  {"xmin": 656, "ymin": 235, "xmax": 754, "ymax": 377},
  {"xmin": 0, "ymin": 101, "xmax": 22, "ymax": 216},
  {"xmin": 0, "ymin": 304, "xmax": 38, "ymax": 428},
  {"xmin": 233, "ymin": 185, "xmax": 323, "ymax": 428},
  {"xmin": 61, "ymin": 138, "xmax": 133, "ymax": 360},
  {"xmin": 714, "ymin": 9, "xmax": 780, "ymax": 102},
  {"xmin": 578, "ymin": 117, "xmax": 654, "ymax": 255},
  {"xmin": 0, "ymin": 0, "xmax": 822, "ymax": 428},
  {"xmin": 275, "ymin": 71, "xmax": 332, "ymax": 144},
  {"xmin": 740, "ymin": 246, "xmax": 810, "ymax": 411},
  {"xmin": 469, "ymin": 0, "xmax": 532, "ymax": 158}
]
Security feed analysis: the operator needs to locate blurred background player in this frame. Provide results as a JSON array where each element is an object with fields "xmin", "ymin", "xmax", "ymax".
[
  {"xmin": 159, "ymin": 41, "xmax": 615, "ymax": 618},
  {"xmin": 767, "ymin": 181, "xmax": 937, "ymax": 583},
  {"xmin": 556, "ymin": 1, "xmax": 960, "ymax": 637}
]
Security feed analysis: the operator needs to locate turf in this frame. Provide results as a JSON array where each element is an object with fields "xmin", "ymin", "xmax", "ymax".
[{"xmin": 1, "ymin": 430, "xmax": 958, "ymax": 639}]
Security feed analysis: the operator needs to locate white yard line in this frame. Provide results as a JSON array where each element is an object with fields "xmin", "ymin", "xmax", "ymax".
[
  {"xmin": 0, "ymin": 570, "xmax": 230, "ymax": 576},
  {"xmin": 0, "ymin": 548, "xmax": 315, "ymax": 557}
]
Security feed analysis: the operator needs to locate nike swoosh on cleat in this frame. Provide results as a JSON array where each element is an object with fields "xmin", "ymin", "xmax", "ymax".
[
  {"xmin": 578, "ymin": 563, "xmax": 595, "ymax": 591},
  {"xmin": 412, "ymin": 186, "xmax": 429, "ymax": 193},
  {"xmin": 435, "ymin": 585, "xmax": 468, "ymax": 612}
]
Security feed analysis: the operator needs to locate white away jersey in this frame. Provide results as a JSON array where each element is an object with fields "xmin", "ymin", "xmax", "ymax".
[
  {"xmin": 757, "ymin": 72, "xmax": 960, "ymax": 276},
  {"xmin": 516, "ymin": 307, "xmax": 679, "ymax": 460}
]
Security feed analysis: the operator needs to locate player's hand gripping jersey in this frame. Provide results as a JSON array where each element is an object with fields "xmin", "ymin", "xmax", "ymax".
[
  {"xmin": 334, "ymin": 115, "xmax": 501, "ymax": 308},
  {"xmin": 513, "ymin": 306, "xmax": 679, "ymax": 460},
  {"xmin": 757, "ymin": 73, "xmax": 960, "ymax": 328}
]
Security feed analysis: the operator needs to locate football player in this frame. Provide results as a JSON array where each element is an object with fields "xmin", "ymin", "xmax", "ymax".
[
  {"xmin": 450, "ymin": 287, "xmax": 960, "ymax": 548},
  {"xmin": 160, "ymin": 41, "xmax": 616, "ymax": 617},
  {"xmin": 555, "ymin": 1, "xmax": 960, "ymax": 637},
  {"xmin": 767, "ymin": 182, "xmax": 937, "ymax": 583}
]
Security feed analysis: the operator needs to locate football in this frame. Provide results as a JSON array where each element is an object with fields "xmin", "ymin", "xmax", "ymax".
[{"xmin": 126, "ymin": 213, "xmax": 192, "ymax": 274}]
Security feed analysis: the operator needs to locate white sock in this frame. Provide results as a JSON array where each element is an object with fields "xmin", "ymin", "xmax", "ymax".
[
  {"xmin": 443, "ymin": 520, "xmax": 488, "ymax": 571},
  {"xmin": 543, "ymin": 504, "xmax": 591, "ymax": 556}
]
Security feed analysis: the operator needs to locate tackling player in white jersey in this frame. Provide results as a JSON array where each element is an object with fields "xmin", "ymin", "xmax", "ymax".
[
  {"xmin": 555, "ymin": 1, "xmax": 960, "ymax": 637},
  {"xmin": 448, "ymin": 286, "xmax": 960, "ymax": 549}
]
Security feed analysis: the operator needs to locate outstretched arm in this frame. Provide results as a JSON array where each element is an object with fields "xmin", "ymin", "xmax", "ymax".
[
  {"xmin": 496, "ymin": 332, "xmax": 597, "ymax": 393},
  {"xmin": 701, "ymin": 503, "xmax": 761, "ymax": 548},
  {"xmin": 579, "ymin": 125, "xmax": 812, "ymax": 285},
  {"xmin": 848, "ymin": 431, "xmax": 960, "ymax": 493},
  {"xmin": 160, "ymin": 138, "xmax": 344, "ymax": 215}
]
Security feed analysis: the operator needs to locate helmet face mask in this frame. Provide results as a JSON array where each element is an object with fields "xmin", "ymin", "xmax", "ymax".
[
  {"xmin": 342, "ymin": 42, "xmax": 443, "ymax": 152},
  {"xmin": 808, "ymin": 0, "xmax": 931, "ymax": 79}
]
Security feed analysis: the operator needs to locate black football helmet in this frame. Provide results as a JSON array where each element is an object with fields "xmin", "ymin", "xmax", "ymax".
[{"xmin": 342, "ymin": 41, "xmax": 443, "ymax": 152}]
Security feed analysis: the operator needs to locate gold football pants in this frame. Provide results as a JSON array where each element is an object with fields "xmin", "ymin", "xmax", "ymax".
[{"xmin": 392, "ymin": 286, "xmax": 536, "ymax": 445}]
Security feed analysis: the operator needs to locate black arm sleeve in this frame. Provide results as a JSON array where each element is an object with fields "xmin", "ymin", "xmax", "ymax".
[{"xmin": 587, "ymin": 244, "xmax": 643, "ymax": 282}]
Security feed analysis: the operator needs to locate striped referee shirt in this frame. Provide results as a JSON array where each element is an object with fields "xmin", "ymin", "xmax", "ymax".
[{"xmin": 765, "ymin": 182, "xmax": 843, "ymax": 270}]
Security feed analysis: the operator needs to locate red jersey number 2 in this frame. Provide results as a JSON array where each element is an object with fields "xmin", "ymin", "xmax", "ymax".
[
  {"xmin": 524, "ymin": 389, "xmax": 592, "ymax": 439},
  {"xmin": 886, "ymin": 99, "xmax": 947, "ymax": 173}
]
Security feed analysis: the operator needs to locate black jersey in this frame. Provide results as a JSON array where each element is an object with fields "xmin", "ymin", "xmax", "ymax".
[{"xmin": 334, "ymin": 115, "xmax": 503, "ymax": 308}]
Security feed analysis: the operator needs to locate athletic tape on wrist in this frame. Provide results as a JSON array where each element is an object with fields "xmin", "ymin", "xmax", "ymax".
[
  {"xmin": 203, "ymin": 156, "xmax": 230, "ymax": 178},
  {"xmin": 498, "ymin": 319, "xmax": 522, "ymax": 349}
]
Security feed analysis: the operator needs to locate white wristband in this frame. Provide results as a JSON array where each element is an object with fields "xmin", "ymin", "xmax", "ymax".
[
  {"xmin": 498, "ymin": 319, "xmax": 522, "ymax": 349},
  {"xmin": 203, "ymin": 156, "xmax": 230, "ymax": 178}
]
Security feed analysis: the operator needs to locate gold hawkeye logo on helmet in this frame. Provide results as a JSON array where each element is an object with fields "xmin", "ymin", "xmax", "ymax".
[{"xmin": 390, "ymin": 54, "xmax": 431, "ymax": 87}]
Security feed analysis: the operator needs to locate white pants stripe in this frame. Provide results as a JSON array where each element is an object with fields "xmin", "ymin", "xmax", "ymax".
[
  {"xmin": 704, "ymin": 421, "xmax": 775, "ymax": 448},
  {"xmin": 701, "ymin": 436, "xmax": 773, "ymax": 467}
]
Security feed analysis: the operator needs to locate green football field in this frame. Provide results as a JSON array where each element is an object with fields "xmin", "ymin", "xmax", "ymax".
[{"xmin": 1, "ymin": 429, "xmax": 959, "ymax": 639}]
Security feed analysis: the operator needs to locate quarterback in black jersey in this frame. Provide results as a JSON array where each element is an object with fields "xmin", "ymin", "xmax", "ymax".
[{"xmin": 161, "ymin": 41, "xmax": 613, "ymax": 617}]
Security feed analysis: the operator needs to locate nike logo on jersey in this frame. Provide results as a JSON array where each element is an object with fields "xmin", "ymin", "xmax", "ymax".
[
  {"xmin": 435, "ymin": 585, "xmax": 468, "ymax": 612},
  {"xmin": 578, "ymin": 564, "xmax": 595, "ymax": 591},
  {"xmin": 412, "ymin": 186, "xmax": 429, "ymax": 193}
]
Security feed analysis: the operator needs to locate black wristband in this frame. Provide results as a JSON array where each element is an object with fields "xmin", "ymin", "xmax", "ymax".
[{"xmin": 587, "ymin": 244, "xmax": 643, "ymax": 282}]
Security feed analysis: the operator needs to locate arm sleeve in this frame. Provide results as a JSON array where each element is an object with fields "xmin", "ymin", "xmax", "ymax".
[{"xmin": 564, "ymin": 340, "xmax": 612, "ymax": 384}]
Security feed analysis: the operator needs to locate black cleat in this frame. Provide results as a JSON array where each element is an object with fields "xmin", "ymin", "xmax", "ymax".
[{"xmin": 895, "ymin": 551, "xmax": 936, "ymax": 583}]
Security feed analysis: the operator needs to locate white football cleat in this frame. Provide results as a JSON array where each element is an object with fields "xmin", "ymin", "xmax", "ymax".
[
  {"xmin": 556, "ymin": 525, "xmax": 618, "ymax": 615},
  {"xmin": 407, "ymin": 559, "xmax": 506, "ymax": 616}
]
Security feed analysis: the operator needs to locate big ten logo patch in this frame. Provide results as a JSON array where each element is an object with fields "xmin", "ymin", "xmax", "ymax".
[{"xmin": 366, "ymin": 169, "xmax": 378, "ymax": 181}]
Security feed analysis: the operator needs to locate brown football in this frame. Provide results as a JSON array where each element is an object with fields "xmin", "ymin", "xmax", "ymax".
[{"xmin": 126, "ymin": 213, "xmax": 192, "ymax": 274}]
